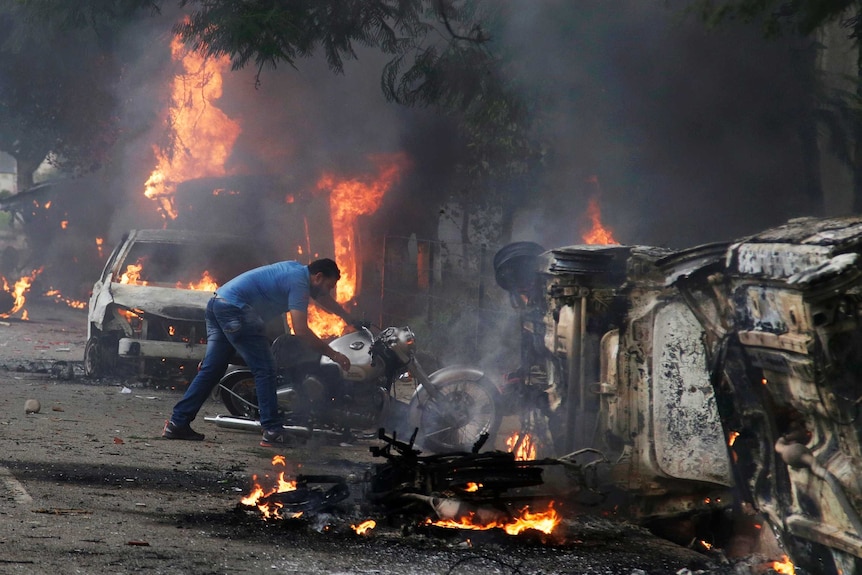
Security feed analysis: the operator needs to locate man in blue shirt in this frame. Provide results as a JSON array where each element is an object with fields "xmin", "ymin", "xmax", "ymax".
[{"xmin": 163, "ymin": 258, "xmax": 355, "ymax": 447}]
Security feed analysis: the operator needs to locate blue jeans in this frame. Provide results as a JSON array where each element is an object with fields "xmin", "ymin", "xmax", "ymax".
[{"xmin": 170, "ymin": 297, "xmax": 282, "ymax": 431}]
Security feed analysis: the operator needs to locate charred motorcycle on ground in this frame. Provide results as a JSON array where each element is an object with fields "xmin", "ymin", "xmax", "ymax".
[{"xmin": 205, "ymin": 325, "xmax": 502, "ymax": 453}]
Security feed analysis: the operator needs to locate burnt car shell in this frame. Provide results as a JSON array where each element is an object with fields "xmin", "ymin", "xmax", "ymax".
[
  {"xmin": 494, "ymin": 241, "xmax": 733, "ymax": 535},
  {"xmin": 85, "ymin": 229, "xmax": 271, "ymax": 381},
  {"xmin": 497, "ymin": 216, "xmax": 862, "ymax": 572},
  {"xmin": 665, "ymin": 216, "xmax": 862, "ymax": 574}
]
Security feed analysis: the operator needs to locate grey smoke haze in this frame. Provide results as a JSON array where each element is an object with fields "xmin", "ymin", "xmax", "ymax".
[
  {"xmin": 100, "ymin": 0, "xmax": 821, "ymax": 256},
  {"xmin": 497, "ymin": 1, "xmax": 819, "ymax": 250}
]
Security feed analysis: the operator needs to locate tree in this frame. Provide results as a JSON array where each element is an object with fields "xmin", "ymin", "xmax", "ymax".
[{"xmin": 0, "ymin": 2, "xmax": 144, "ymax": 190}]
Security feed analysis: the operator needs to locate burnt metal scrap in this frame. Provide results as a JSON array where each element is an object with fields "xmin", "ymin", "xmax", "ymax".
[
  {"xmin": 255, "ymin": 475, "xmax": 350, "ymax": 515},
  {"xmin": 85, "ymin": 229, "xmax": 276, "ymax": 382},
  {"xmin": 365, "ymin": 428, "xmax": 587, "ymax": 522},
  {"xmin": 494, "ymin": 215, "xmax": 862, "ymax": 575}
]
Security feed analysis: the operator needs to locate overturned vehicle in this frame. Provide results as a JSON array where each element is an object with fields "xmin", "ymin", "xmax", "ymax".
[
  {"xmin": 494, "ymin": 216, "xmax": 862, "ymax": 574},
  {"xmin": 85, "ymin": 229, "xmax": 272, "ymax": 381}
]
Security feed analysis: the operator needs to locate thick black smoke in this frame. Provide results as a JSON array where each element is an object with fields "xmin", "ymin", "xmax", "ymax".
[
  {"xmin": 19, "ymin": 2, "xmax": 835, "ymax": 319},
  {"xmin": 497, "ymin": 0, "xmax": 824, "ymax": 250}
]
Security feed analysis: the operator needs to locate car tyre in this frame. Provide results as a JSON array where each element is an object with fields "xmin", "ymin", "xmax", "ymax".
[{"xmin": 84, "ymin": 335, "xmax": 117, "ymax": 378}]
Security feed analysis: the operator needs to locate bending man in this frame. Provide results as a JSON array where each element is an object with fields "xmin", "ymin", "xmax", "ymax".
[{"xmin": 163, "ymin": 258, "xmax": 355, "ymax": 447}]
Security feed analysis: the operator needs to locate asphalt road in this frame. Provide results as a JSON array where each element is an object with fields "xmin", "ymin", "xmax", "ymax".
[{"xmin": 0, "ymin": 300, "xmax": 746, "ymax": 575}]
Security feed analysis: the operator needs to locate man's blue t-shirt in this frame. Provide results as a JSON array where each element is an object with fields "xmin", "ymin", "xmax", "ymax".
[{"xmin": 215, "ymin": 261, "xmax": 310, "ymax": 321}]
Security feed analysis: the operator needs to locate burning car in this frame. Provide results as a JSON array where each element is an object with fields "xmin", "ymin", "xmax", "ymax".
[
  {"xmin": 495, "ymin": 216, "xmax": 862, "ymax": 574},
  {"xmin": 85, "ymin": 229, "xmax": 272, "ymax": 381}
]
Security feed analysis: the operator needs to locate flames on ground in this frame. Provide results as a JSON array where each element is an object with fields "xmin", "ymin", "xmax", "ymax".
[
  {"xmin": 425, "ymin": 503, "xmax": 560, "ymax": 536},
  {"xmin": 241, "ymin": 454, "xmax": 561, "ymax": 538},
  {"xmin": 240, "ymin": 455, "xmax": 301, "ymax": 520},
  {"xmin": 0, "ymin": 268, "xmax": 85, "ymax": 319}
]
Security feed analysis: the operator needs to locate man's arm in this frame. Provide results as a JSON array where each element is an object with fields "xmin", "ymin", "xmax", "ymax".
[
  {"xmin": 312, "ymin": 292, "xmax": 354, "ymax": 323},
  {"xmin": 289, "ymin": 309, "xmax": 351, "ymax": 370}
]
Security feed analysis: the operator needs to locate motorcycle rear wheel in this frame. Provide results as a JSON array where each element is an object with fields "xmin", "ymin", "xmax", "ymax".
[
  {"xmin": 413, "ymin": 377, "xmax": 501, "ymax": 454},
  {"xmin": 220, "ymin": 371, "xmax": 259, "ymax": 419}
]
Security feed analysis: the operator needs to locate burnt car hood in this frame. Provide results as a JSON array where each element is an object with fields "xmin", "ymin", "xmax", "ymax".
[{"xmin": 106, "ymin": 283, "xmax": 212, "ymax": 321}]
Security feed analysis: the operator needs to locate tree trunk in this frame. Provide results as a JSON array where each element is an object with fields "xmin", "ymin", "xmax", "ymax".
[
  {"xmin": 14, "ymin": 154, "xmax": 41, "ymax": 193},
  {"xmin": 853, "ymin": 19, "xmax": 862, "ymax": 213}
]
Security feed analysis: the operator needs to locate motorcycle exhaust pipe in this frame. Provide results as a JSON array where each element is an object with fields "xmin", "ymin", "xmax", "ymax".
[
  {"xmin": 204, "ymin": 414, "xmax": 261, "ymax": 431},
  {"xmin": 203, "ymin": 414, "xmax": 313, "ymax": 438}
]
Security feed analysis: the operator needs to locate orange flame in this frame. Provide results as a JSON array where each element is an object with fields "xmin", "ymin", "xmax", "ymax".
[
  {"xmin": 176, "ymin": 270, "xmax": 219, "ymax": 291},
  {"xmin": 43, "ymin": 289, "xmax": 86, "ymax": 310},
  {"xmin": 351, "ymin": 520, "xmax": 376, "ymax": 535},
  {"xmin": 0, "ymin": 268, "xmax": 43, "ymax": 319},
  {"xmin": 582, "ymin": 197, "xmax": 618, "ymax": 245},
  {"xmin": 464, "ymin": 482, "xmax": 482, "ymax": 492},
  {"xmin": 312, "ymin": 153, "xmax": 410, "ymax": 337},
  {"xmin": 119, "ymin": 261, "xmax": 147, "ymax": 285},
  {"xmin": 728, "ymin": 430, "xmax": 739, "ymax": 446},
  {"xmin": 144, "ymin": 31, "xmax": 240, "ymax": 220},
  {"xmin": 506, "ymin": 432, "xmax": 537, "ymax": 461},
  {"xmin": 240, "ymin": 455, "xmax": 300, "ymax": 520},
  {"xmin": 95, "ymin": 237, "xmax": 104, "ymax": 259},
  {"xmin": 771, "ymin": 555, "xmax": 795, "ymax": 574},
  {"xmin": 429, "ymin": 503, "xmax": 560, "ymax": 535}
]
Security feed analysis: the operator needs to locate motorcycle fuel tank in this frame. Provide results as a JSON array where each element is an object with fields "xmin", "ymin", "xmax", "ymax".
[{"xmin": 323, "ymin": 330, "xmax": 384, "ymax": 381}]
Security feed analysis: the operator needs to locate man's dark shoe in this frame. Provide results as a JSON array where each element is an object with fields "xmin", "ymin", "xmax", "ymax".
[
  {"xmin": 260, "ymin": 428, "xmax": 291, "ymax": 448},
  {"xmin": 163, "ymin": 420, "xmax": 205, "ymax": 441}
]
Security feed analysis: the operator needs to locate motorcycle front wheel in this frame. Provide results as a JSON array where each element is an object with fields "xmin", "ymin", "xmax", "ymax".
[
  {"xmin": 220, "ymin": 371, "xmax": 259, "ymax": 419},
  {"xmin": 411, "ymin": 376, "xmax": 501, "ymax": 454}
]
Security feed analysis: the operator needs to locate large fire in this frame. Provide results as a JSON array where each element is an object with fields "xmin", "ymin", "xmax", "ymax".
[
  {"xmin": 428, "ymin": 503, "xmax": 560, "ymax": 536},
  {"xmin": 144, "ymin": 31, "xmax": 240, "ymax": 221},
  {"xmin": 317, "ymin": 153, "xmax": 409, "ymax": 303},
  {"xmin": 142, "ymin": 31, "xmax": 409, "ymax": 340},
  {"xmin": 308, "ymin": 154, "xmax": 410, "ymax": 337}
]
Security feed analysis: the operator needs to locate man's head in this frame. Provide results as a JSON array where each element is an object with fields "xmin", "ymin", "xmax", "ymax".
[{"xmin": 307, "ymin": 258, "xmax": 341, "ymax": 298}]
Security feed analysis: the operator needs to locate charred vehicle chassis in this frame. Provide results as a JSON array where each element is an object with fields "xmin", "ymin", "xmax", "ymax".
[
  {"xmin": 495, "ymin": 216, "xmax": 862, "ymax": 574},
  {"xmin": 85, "ymin": 229, "xmax": 271, "ymax": 382}
]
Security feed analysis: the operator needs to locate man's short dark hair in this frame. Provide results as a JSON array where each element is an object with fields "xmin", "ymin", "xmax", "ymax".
[{"xmin": 308, "ymin": 258, "xmax": 341, "ymax": 279}]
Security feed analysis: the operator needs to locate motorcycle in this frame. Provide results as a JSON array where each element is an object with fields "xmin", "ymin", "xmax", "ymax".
[{"xmin": 205, "ymin": 324, "xmax": 502, "ymax": 453}]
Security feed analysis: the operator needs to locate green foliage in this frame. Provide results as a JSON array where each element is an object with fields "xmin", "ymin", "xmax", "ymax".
[
  {"xmin": 175, "ymin": 0, "xmax": 428, "ymax": 78},
  {"xmin": 0, "ymin": 1, "xmax": 137, "ymax": 186},
  {"xmin": 693, "ymin": 0, "xmax": 858, "ymax": 37}
]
